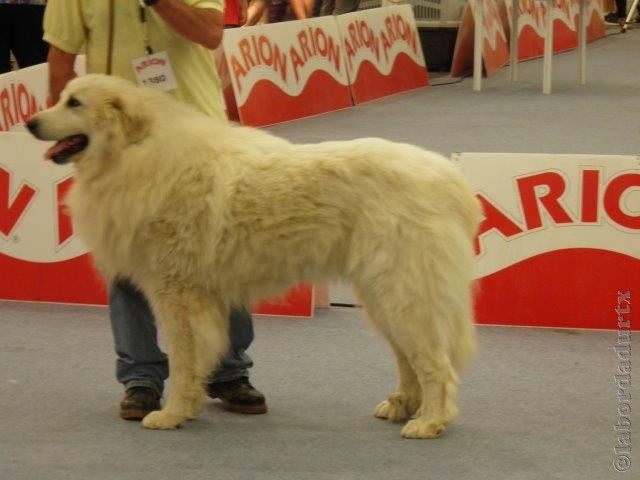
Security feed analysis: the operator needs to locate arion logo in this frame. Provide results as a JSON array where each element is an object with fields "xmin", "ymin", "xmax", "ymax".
[
  {"xmin": 475, "ymin": 168, "xmax": 640, "ymax": 255},
  {"xmin": 0, "ymin": 139, "xmax": 88, "ymax": 263},
  {"xmin": 454, "ymin": 153, "xmax": 640, "ymax": 278}
]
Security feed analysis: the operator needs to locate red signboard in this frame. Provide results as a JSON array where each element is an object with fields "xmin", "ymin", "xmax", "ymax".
[
  {"xmin": 500, "ymin": 0, "xmax": 606, "ymax": 62},
  {"xmin": 455, "ymin": 152, "xmax": 640, "ymax": 331},
  {"xmin": 222, "ymin": 17, "xmax": 352, "ymax": 127},
  {"xmin": 451, "ymin": 0, "xmax": 510, "ymax": 77},
  {"xmin": 0, "ymin": 64, "xmax": 314, "ymax": 317},
  {"xmin": 336, "ymin": 5, "xmax": 429, "ymax": 104}
]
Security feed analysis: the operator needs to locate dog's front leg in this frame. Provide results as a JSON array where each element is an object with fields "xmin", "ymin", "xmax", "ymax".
[{"xmin": 141, "ymin": 285, "xmax": 230, "ymax": 430}]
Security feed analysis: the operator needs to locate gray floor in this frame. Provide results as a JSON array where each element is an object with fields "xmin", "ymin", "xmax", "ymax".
[
  {"xmin": 1, "ymin": 303, "xmax": 638, "ymax": 480},
  {"xmin": 269, "ymin": 27, "xmax": 640, "ymax": 157},
  {"xmin": 2, "ymin": 27, "xmax": 639, "ymax": 480}
]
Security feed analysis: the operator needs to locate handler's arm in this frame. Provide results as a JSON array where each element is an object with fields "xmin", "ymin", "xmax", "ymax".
[
  {"xmin": 152, "ymin": 0, "xmax": 224, "ymax": 50},
  {"xmin": 48, "ymin": 46, "xmax": 77, "ymax": 104}
]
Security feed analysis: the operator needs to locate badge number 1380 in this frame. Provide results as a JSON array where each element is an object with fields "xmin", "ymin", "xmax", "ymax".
[{"xmin": 131, "ymin": 51, "xmax": 178, "ymax": 92}]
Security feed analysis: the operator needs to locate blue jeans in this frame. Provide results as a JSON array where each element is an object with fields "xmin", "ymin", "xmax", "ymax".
[{"xmin": 109, "ymin": 279, "xmax": 254, "ymax": 395}]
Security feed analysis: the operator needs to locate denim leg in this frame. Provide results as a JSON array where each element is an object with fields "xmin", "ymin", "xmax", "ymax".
[
  {"xmin": 209, "ymin": 307, "xmax": 255, "ymax": 383},
  {"xmin": 109, "ymin": 280, "xmax": 168, "ymax": 395},
  {"xmin": 111, "ymin": 280, "xmax": 255, "ymax": 390}
]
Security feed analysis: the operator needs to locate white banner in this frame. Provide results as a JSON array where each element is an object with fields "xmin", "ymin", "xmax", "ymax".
[
  {"xmin": 223, "ymin": 17, "xmax": 349, "ymax": 107},
  {"xmin": 454, "ymin": 153, "xmax": 640, "ymax": 277},
  {"xmin": 337, "ymin": 5, "xmax": 425, "ymax": 78},
  {"xmin": 0, "ymin": 58, "xmax": 85, "ymax": 132}
]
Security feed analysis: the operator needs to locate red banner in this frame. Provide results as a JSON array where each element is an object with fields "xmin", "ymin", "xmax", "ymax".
[
  {"xmin": 501, "ymin": 0, "xmax": 606, "ymax": 62},
  {"xmin": 455, "ymin": 152, "xmax": 640, "ymax": 331},
  {"xmin": 451, "ymin": 0, "xmax": 510, "ymax": 77},
  {"xmin": 0, "ymin": 63, "xmax": 314, "ymax": 316},
  {"xmin": 222, "ymin": 17, "xmax": 352, "ymax": 127},
  {"xmin": 336, "ymin": 5, "xmax": 429, "ymax": 104}
]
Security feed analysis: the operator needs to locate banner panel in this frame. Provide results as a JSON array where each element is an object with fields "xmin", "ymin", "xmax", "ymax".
[
  {"xmin": 0, "ymin": 65, "xmax": 314, "ymax": 315},
  {"xmin": 500, "ymin": 0, "xmax": 606, "ymax": 62},
  {"xmin": 451, "ymin": 0, "xmax": 510, "ymax": 77},
  {"xmin": 336, "ymin": 5, "xmax": 429, "ymax": 104},
  {"xmin": 223, "ymin": 17, "xmax": 352, "ymax": 126},
  {"xmin": 455, "ymin": 152, "xmax": 640, "ymax": 330}
]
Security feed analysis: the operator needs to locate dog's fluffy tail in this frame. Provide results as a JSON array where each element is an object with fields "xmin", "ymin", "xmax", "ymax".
[
  {"xmin": 450, "ymin": 300, "xmax": 476, "ymax": 374},
  {"xmin": 448, "ymin": 182, "xmax": 481, "ymax": 374}
]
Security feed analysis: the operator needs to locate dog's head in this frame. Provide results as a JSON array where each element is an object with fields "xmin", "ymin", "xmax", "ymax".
[{"xmin": 27, "ymin": 74, "xmax": 150, "ymax": 165}]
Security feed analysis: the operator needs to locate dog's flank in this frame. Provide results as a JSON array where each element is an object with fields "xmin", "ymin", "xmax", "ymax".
[{"xmin": 28, "ymin": 74, "xmax": 480, "ymax": 438}]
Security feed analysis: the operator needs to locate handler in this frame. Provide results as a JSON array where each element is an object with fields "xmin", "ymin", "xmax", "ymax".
[{"xmin": 42, "ymin": 0, "xmax": 266, "ymax": 420}]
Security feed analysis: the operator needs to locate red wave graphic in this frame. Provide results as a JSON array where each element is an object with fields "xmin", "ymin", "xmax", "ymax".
[
  {"xmin": 0, "ymin": 252, "xmax": 313, "ymax": 316},
  {"xmin": 475, "ymin": 248, "xmax": 640, "ymax": 330},
  {"xmin": 482, "ymin": 32, "xmax": 510, "ymax": 76},
  {"xmin": 450, "ymin": 12, "xmax": 474, "ymax": 77},
  {"xmin": 516, "ymin": 21, "xmax": 578, "ymax": 60},
  {"xmin": 0, "ymin": 252, "xmax": 107, "ymax": 305},
  {"xmin": 553, "ymin": 19, "xmax": 578, "ymax": 53},
  {"xmin": 586, "ymin": 11, "xmax": 606, "ymax": 42},
  {"xmin": 450, "ymin": 18, "xmax": 508, "ymax": 77},
  {"xmin": 350, "ymin": 51, "xmax": 429, "ymax": 104},
  {"xmin": 253, "ymin": 283, "xmax": 314, "ymax": 317},
  {"xmin": 517, "ymin": 15, "xmax": 602, "ymax": 63},
  {"xmin": 238, "ymin": 70, "xmax": 352, "ymax": 127},
  {"xmin": 517, "ymin": 24, "xmax": 545, "ymax": 61}
]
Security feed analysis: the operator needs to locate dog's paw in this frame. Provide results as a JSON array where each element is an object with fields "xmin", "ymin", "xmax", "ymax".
[
  {"xmin": 185, "ymin": 398, "xmax": 205, "ymax": 420},
  {"xmin": 374, "ymin": 394, "xmax": 410, "ymax": 422},
  {"xmin": 401, "ymin": 418, "xmax": 445, "ymax": 439},
  {"xmin": 141, "ymin": 410, "xmax": 185, "ymax": 430}
]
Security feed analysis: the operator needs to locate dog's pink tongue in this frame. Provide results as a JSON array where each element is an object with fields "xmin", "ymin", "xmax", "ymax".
[{"xmin": 44, "ymin": 138, "xmax": 76, "ymax": 160}]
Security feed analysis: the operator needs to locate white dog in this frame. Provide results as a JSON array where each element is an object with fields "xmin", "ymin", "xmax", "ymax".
[{"xmin": 28, "ymin": 74, "xmax": 480, "ymax": 438}]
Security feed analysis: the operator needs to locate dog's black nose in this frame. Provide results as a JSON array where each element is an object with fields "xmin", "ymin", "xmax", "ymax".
[{"xmin": 26, "ymin": 118, "xmax": 39, "ymax": 134}]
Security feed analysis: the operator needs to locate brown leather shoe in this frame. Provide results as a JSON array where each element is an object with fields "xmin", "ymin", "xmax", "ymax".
[
  {"xmin": 119, "ymin": 386, "xmax": 161, "ymax": 421},
  {"xmin": 206, "ymin": 377, "xmax": 267, "ymax": 414}
]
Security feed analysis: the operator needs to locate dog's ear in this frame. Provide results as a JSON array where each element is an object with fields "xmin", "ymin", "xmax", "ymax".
[{"xmin": 109, "ymin": 95, "xmax": 150, "ymax": 144}]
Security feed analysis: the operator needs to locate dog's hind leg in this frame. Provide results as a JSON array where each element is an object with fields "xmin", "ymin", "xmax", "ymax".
[
  {"xmin": 353, "ymin": 232, "xmax": 474, "ymax": 438},
  {"xmin": 372, "ymin": 333, "xmax": 421, "ymax": 423},
  {"xmin": 358, "ymin": 290, "xmax": 457, "ymax": 438},
  {"xmin": 399, "ymin": 341, "xmax": 460, "ymax": 439},
  {"xmin": 141, "ymin": 285, "xmax": 229, "ymax": 430}
]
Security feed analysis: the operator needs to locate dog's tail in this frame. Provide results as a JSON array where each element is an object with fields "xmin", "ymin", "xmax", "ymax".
[
  {"xmin": 449, "ymin": 184, "xmax": 481, "ymax": 374},
  {"xmin": 457, "ymin": 178, "xmax": 483, "ymax": 245},
  {"xmin": 449, "ymin": 298, "xmax": 476, "ymax": 374}
]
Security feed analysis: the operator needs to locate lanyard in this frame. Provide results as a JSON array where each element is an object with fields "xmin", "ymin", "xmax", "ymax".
[
  {"xmin": 107, "ymin": 0, "xmax": 114, "ymax": 74},
  {"xmin": 137, "ymin": 1, "xmax": 154, "ymax": 55}
]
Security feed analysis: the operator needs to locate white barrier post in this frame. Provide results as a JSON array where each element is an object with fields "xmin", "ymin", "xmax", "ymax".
[
  {"xmin": 509, "ymin": 0, "xmax": 519, "ymax": 82},
  {"xmin": 577, "ymin": 0, "xmax": 586, "ymax": 84},
  {"xmin": 473, "ymin": 0, "xmax": 484, "ymax": 91},
  {"xmin": 623, "ymin": 0, "xmax": 639, "ymax": 31},
  {"xmin": 542, "ymin": 0, "xmax": 554, "ymax": 94}
]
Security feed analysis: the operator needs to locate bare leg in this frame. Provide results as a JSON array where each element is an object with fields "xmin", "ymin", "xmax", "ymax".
[
  {"xmin": 246, "ymin": 0, "xmax": 267, "ymax": 26},
  {"xmin": 290, "ymin": 0, "xmax": 309, "ymax": 19}
]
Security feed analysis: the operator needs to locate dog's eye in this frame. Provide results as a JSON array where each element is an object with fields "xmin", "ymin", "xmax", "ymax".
[{"xmin": 67, "ymin": 97, "xmax": 82, "ymax": 108}]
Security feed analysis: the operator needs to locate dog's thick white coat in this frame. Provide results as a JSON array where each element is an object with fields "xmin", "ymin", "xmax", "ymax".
[{"xmin": 31, "ymin": 75, "xmax": 481, "ymax": 438}]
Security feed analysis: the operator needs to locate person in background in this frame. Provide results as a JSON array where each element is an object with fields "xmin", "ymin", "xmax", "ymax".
[
  {"xmin": 604, "ymin": 0, "xmax": 639, "ymax": 26},
  {"xmin": 0, "ymin": 0, "xmax": 48, "ymax": 74},
  {"xmin": 319, "ymin": 0, "xmax": 359, "ymax": 16},
  {"xmin": 268, "ymin": 0, "xmax": 311, "ymax": 23},
  {"xmin": 246, "ymin": 0, "xmax": 269, "ymax": 25},
  {"xmin": 43, "ymin": 0, "xmax": 267, "ymax": 421}
]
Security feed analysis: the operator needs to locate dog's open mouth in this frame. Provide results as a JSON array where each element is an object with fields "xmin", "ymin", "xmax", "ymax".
[{"xmin": 45, "ymin": 134, "xmax": 89, "ymax": 164}]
